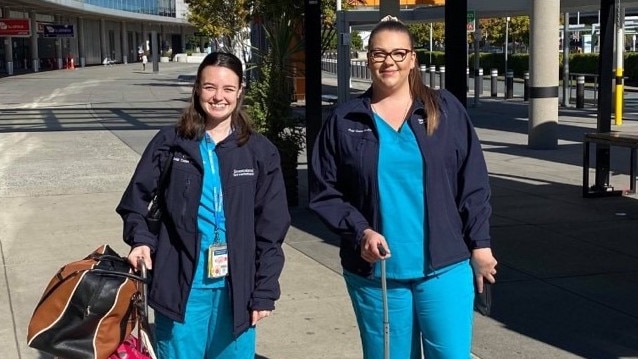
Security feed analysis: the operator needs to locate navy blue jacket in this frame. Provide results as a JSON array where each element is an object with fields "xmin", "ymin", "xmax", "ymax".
[
  {"xmin": 116, "ymin": 126, "xmax": 290, "ymax": 336},
  {"xmin": 309, "ymin": 89, "xmax": 491, "ymax": 277}
]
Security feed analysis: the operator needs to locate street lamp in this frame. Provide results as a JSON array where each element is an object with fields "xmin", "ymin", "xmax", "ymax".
[{"xmin": 505, "ymin": 16, "xmax": 510, "ymax": 72}]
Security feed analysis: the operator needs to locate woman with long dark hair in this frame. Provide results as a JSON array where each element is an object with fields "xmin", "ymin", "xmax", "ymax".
[{"xmin": 117, "ymin": 52, "xmax": 290, "ymax": 359}]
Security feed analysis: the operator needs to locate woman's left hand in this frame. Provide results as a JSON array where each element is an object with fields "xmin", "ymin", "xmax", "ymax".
[
  {"xmin": 251, "ymin": 310, "xmax": 272, "ymax": 326},
  {"xmin": 470, "ymin": 248, "xmax": 498, "ymax": 293}
]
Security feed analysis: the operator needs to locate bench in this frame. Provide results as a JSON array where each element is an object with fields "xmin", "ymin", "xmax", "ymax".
[{"xmin": 583, "ymin": 131, "xmax": 638, "ymax": 197}]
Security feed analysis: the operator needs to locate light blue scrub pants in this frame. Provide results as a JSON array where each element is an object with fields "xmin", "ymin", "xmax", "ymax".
[
  {"xmin": 155, "ymin": 286, "xmax": 256, "ymax": 359},
  {"xmin": 344, "ymin": 260, "xmax": 474, "ymax": 359}
]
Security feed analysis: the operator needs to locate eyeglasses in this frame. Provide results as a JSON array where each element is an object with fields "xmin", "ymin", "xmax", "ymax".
[{"xmin": 368, "ymin": 48, "xmax": 412, "ymax": 63}]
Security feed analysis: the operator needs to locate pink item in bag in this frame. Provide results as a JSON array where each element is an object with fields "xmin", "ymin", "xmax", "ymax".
[{"xmin": 109, "ymin": 334, "xmax": 153, "ymax": 359}]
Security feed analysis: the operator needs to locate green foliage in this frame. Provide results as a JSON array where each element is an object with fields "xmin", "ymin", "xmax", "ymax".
[
  {"xmin": 185, "ymin": 0, "xmax": 249, "ymax": 43},
  {"xmin": 328, "ymin": 31, "xmax": 363, "ymax": 50},
  {"xmin": 408, "ymin": 23, "xmax": 445, "ymax": 49},
  {"xmin": 414, "ymin": 50, "xmax": 445, "ymax": 67},
  {"xmin": 245, "ymin": 15, "xmax": 305, "ymax": 157}
]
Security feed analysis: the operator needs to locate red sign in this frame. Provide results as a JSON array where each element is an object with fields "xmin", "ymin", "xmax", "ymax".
[{"xmin": 0, "ymin": 19, "xmax": 31, "ymax": 37}]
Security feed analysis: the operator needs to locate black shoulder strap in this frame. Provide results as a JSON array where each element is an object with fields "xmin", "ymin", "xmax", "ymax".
[{"xmin": 156, "ymin": 151, "xmax": 174, "ymax": 197}]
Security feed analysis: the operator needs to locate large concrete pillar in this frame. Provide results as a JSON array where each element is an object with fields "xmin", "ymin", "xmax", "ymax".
[
  {"xmin": 78, "ymin": 17, "xmax": 85, "ymax": 67},
  {"xmin": 141, "ymin": 23, "xmax": 148, "ymax": 52},
  {"xmin": 121, "ymin": 21, "xmax": 128, "ymax": 63},
  {"xmin": 379, "ymin": 0, "xmax": 399, "ymax": 18},
  {"xmin": 151, "ymin": 30, "xmax": 159, "ymax": 73},
  {"xmin": 55, "ymin": 16, "xmax": 63, "ymax": 69},
  {"xmin": 30, "ymin": 11, "xmax": 39, "ymax": 72},
  {"xmin": 100, "ymin": 19, "xmax": 107, "ymax": 61},
  {"xmin": 3, "ymin": 7, "xmax": 13, "ymax": 75},
  {"xmin": 528, "ymin": 0, "xmax": 559, "ymax": 149},
  {"xmin": 160, "ymin": 24, "xmax": 166, "ymax": 53},
  {"xmin": 180, "ymin": 26, "xmax": 186, "ymax": 53}
]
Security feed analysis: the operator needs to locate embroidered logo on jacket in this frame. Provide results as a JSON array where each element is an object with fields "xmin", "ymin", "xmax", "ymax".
[
  {"xmin": 347, "ymin": 128, "xmax": 372, "ymax": 133},
  {"xmin": 173, "ymin": 157, "xmax": 190, "ymax": 164},
  {"xmin": 233, "ymin": 169, "xmax": 255, "ymax": 177}
]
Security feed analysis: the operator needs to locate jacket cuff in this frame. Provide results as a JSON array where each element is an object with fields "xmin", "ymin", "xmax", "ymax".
[
  {"xmin": 470, "ymin": 239, "xmax": 491, "ymax": 250},
  {"xmin": 131, "ymin": 232, "xmax": 158, "ymax": 253},
  {"xmin": 251, "ymin": 297, "xmax": 275, "ymax": 311},
  {"xmin": 354, "ymin": 223, "xmax": 372, "ymax": 246}
]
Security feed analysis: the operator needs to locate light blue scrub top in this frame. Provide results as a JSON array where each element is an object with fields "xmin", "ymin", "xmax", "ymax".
[
  {"xmin": 193, "ymin": 133, "xmax": 227, "ymax": 288},
  {"xmin": 372, "ymin": 113, "xmax": 428, "ymax": 279}
]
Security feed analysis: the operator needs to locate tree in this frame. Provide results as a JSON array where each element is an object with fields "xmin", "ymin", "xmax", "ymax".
[
  {"xmin": 185, "ymin": 0, "xmax": 249, "ymax": 49},
  {"xmin": 320, "ymin": 0, "xmax": 366, "ymax": 55},
  {"xmin": 408, "ymin": 22, "xmax": 445, "ymax": 49},
  {"xmin": 509, "ymin": 16, "xmax": 530, "ymax": 50}
]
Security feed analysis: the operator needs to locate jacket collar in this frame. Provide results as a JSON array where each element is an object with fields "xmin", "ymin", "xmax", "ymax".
[{"xmin": 346, "ymin": 87, "xmax": 427, "ymax": 121}]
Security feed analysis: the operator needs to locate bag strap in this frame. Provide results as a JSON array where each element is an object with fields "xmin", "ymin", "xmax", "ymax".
[{"xmin": 156, "ymin": 150, "xmax": 174, "ymax": 200}]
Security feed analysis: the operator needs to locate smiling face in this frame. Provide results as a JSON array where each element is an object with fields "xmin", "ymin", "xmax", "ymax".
[
  {"xmin": 367, "ymin": 29, "xmax": 415, "ymax": 94},
  {"xmin": 197, "ymin": 65, "xmax": 242, "ymax": 124}
]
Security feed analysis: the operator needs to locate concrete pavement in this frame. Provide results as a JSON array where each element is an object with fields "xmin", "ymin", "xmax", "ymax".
[{"xmin": 1, "ymin": 63, "xmax": 637, "ymax": 358}]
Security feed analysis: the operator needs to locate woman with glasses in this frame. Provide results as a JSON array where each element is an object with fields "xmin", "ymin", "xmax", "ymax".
[
  {"xmin": 117, "ymin": 52, "xmax": 290, "ymax": 359},
  {"xmin": 310, "ymin": 16, "xmax": 497, "ymax": 359}
]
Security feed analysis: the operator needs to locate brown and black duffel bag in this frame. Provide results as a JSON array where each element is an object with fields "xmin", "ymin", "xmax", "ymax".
[{"xmin": 27, "ymin": 244, "xmax": 145, "ymax": 359}]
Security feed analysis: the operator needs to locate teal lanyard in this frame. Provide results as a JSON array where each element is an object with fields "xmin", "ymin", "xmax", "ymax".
[{"xmin": 205, "ymin": 134, "xmax": 223, "ymax": 243}]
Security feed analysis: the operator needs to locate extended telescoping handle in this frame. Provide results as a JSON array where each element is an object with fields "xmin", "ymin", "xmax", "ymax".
[{"xmin": 378, "ymin": 245, "xmax": 389, "ymax": 359}]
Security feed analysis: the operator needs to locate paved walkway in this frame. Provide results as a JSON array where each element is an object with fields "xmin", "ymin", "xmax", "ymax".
[{"xmin": 1, "ymin": 63, "xmax": 637, "ymax": 359}]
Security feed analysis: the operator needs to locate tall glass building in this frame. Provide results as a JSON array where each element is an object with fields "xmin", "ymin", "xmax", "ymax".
[{"xmin": 0, "ymin": 0, "xmax": 192, "ymax": 74}]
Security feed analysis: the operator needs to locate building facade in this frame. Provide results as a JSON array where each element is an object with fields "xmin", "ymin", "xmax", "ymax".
[{"xmin": 0, "ymin": 0, "xmax": 193, "ymax": 74}]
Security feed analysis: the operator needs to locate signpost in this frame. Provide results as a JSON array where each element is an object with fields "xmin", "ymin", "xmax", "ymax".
[{"xmin": 467, "ymin": 11, "xmax": 475, "ymax": 32}]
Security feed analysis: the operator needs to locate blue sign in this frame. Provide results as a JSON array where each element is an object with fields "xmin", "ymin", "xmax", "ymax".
[{"xmin": 43, "ymin": 24, "xmax": 75, "ymax": 38}]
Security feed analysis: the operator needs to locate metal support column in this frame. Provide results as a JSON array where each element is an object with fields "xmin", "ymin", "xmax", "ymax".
[
  {"xmin": 336, "ymin": 10, "xmax": 350, "ymax": 104},
  {"xmin": 121, "ymin": 22, "xmax": 128, "ymax": 64},
  {"xmin": 445, "ymin": 0, "xmax": 468, "ymax": 107},
  {"xmin": 592, "ymin": 0, "xmax": 616, "ymax": 194},
  {"xmin": 562, "ymin": 12, "xmax": 570, "ymax": 107},
  {"xmin": 305, "ymin": 0, "xmax": 322, "ymax": 200}
]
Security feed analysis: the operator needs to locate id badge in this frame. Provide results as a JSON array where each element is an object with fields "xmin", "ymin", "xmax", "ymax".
[{"xmin": 208, "ymin": 244, "xmax": 229, "ymax": 278}]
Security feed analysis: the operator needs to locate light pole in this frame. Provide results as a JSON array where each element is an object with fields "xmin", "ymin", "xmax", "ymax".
[
  {"xmin": 505, "ymin": 16, "xmax": 510, "ymax": 72},
  {"xmin": 429, "ymin": 22, "xmax": 433, "ymax": 64}
]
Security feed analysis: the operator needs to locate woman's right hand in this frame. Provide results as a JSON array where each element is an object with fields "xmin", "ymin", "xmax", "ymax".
[
  {"xmin": 360, "ymin": 228, "xmax": 391, "ymax": 263},
  {"xmin": 128, "ymin": 245, "xmax": 153, "ymax": 270}
]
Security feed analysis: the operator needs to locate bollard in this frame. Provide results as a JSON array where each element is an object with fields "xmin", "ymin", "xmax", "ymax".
[
  {"xmin": 576, "ymin": 75, "xmax": 585, "ymax": 109},
  {"xmin": 420, "ymin": 65, "xmax": 427, "ymax": 85},
  {"xmin": 490, "ymin": 69, "xmax": 498, "ymax": 98},
  {"xmin": 478, "ymin": 68, "xmax": 484, "ymax": 96},
  {"xmin": 466, "ymin": 67, "xmax": 470, "ymax": 93},
  {"xmin": 429, "ymin": 65, "xmax": 436, "ymax": 88},
  {"xmin": 439, "ymin": 65, "xmax": 446, "ymax": 89},
  {"xmin": 505, "ymin": 70, "xmax": 514, "ymax": 99},
  {"xmin": 7, "ymin": 61, "xmax": 13, "ymax": 75},
  {"xmin": 523, "ymin": 72, "xmax": 530, "ymax": 101}
]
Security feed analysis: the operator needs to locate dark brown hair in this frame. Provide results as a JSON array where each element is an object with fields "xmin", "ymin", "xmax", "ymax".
[
  {"xmin": 176, "ymin": 52, "xmax": 252, "ymax": 144},
  {"xmin": 368, "ymin": 19, "xmax": 440, "ymax": 135}
]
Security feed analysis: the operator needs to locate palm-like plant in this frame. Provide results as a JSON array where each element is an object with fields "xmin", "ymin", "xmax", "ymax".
[{"xmin": 246, "ymin": 14, "xmax": 305, "ymax": 206}]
